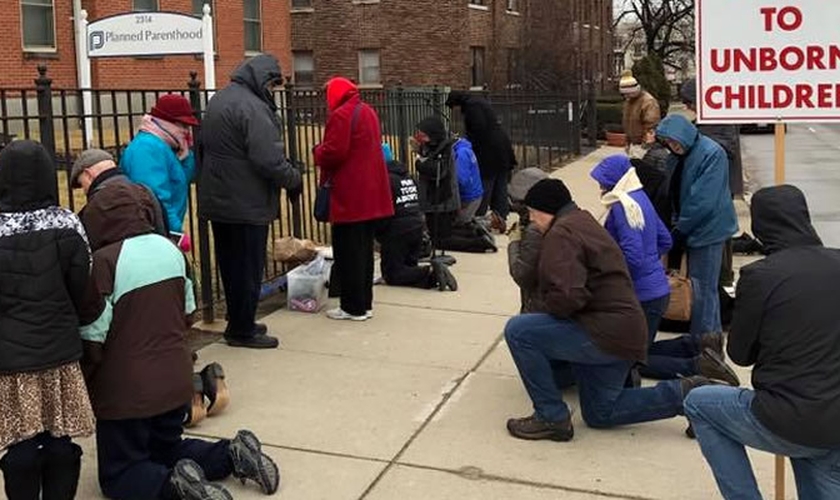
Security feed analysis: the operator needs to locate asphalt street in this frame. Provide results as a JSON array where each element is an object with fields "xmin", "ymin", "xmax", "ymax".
[{"xmin": 741, "ymin": 123, "xmax": 840, "ymax": 247}]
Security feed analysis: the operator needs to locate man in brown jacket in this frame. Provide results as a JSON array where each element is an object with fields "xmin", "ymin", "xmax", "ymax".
[
  {"xmin": 620, "ymin": 70, "xmax": 661, "ymax": 147},
  {"xmin": 504, "ymin": 179, "xmax": 710, "ymax": 442},
  {"xmin": 79, "ymin": 183, "xmax": 280, "ymax": 499}
]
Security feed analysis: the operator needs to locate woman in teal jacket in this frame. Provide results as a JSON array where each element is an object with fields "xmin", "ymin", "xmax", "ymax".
[{"xmin": 122, "ymin": 94, "xmax": 198, "ymax": 249}]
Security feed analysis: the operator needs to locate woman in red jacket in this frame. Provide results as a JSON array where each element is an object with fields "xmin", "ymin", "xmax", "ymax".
[{"xmin": 314, "ymin": 77, "xmax": 394, "ymax": 321}]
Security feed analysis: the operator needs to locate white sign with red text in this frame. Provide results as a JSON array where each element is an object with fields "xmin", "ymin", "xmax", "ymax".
[{"xmin": 697, "ymin": 0, "xmax": 840, "ymax": 123}]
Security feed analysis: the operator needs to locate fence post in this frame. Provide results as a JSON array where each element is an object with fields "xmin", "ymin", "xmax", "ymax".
[
  {"xmin": 35, "ymin": 65, "xmax": 56, "ymax": 161},
  {"xmin": 188, "ymin": 71, "xmax": 215, "ymax": 324},
  {"xmin": 587, "ymin": 79, "xmax": 598, "ymax": 149},
  {"xmin": 396, "ymin": 82, "xmax": 408, "ymax": 164},
  {"xmin": 283, "ymin": 77, "xmax": 303, "ymax": 239}
]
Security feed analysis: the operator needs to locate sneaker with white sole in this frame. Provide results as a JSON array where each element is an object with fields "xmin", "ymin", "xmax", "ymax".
[
  {"xmin": 171, "ymin": 459, "xmax": 232, "ymax": 500},
  {"xmin": 326, "ymin": 308, "xmax": 369, "ymax": 321},
  {"xmin": 366, "ymin": 310, "xmax": 374, "ymax": 319},
  {"xmin": 229, "ymin": 430, "xmax": 281, "ymax": 494}
]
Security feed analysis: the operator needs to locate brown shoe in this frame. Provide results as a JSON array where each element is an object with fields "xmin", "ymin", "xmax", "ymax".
[
  {"xmin": 697, "ymin": 348, "xmax": 741, "ymax": 387},
  {"xmin": 506, "ymin": 414, "xmax": 574, "ymax": 442},
  {"xmin": 699, "ymin": 333, "xmax": 724, "ymax": 357}
]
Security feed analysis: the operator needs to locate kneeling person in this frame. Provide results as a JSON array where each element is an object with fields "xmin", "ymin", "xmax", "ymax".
[{"xmin": 79, "ymin": 183, "xmax": 279, "ymax": 499}]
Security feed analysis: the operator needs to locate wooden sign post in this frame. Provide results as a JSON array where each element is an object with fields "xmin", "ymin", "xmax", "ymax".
[{"xmin": 774, "ymin": 121, "xmax": 786, "ymax": 500}]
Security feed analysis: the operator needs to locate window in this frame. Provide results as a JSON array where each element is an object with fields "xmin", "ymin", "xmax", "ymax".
[
  {"xmin": 291, "ymin": 0, "xmax": 312, "ymax": 8},
  {"xmin": 293, "ymin": 51, "xmax": 315, "ymax": 89},
  {"xmin": 192, "ymin": 0, "xmax": 213, "ymax": 17},
  {"xmin": 469, "ymin": 0, "xmax": 487, "ymax": 5},
  {"xmin": 470, "ymin": 47, "xmax": 485, "ymax": 88},
  {"xmin": 244, "ymin": 0, "xmax": 262, "ymax": 53},
  {"xmin": 21, "ymin": 0, "xmax": 55, "ymax": 50},
  {"xmin": 133, "ymin": 0, "xmax": 158, "ymax": 11},
  {"xmin": 506, "ymin": 0, "xmax": 519, "ymax": 12},
  {"xmin": 358, "ymin": 49, "xmax": 381, "ymax": 86}
]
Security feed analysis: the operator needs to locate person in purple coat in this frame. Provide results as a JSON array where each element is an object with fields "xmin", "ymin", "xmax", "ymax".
[{"xmin": 591, "ymin": 155, "xmax": 739, "ymax": 387}]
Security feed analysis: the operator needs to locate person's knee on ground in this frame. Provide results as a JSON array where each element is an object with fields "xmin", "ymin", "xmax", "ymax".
[{"xmin": 580, "ymin": 398, "xmax": 618, "ymax": 429}]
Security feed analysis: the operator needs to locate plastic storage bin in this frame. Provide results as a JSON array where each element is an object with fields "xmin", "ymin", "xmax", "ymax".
[{"xmin": 286, "ymin": 257, "xmax": 331, "ymax": 313}]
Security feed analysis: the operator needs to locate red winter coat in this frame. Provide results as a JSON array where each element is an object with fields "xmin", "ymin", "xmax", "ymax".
[{"xmin": 314, "ymin": 79, "xmax": 393, "ymax": 224}]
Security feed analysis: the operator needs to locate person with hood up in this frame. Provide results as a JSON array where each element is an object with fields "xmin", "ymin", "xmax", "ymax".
[
  {"xmin": 121, "ymin": 94, "xmax": 199, "ymax": 252},
  {"xmin": 199, "ymin": 54, "xmax": 302, "ymax": 348},
  {"xmin": 314, "ymin": 77, "xmax": 394, "ymax": 321},
  {"xmin": 655, "ymin": 115, "xmax": 738, "ymax": 339},
  {"xmin": 78, "ymin": 181, "xmax": 280, "ymax": 500},
  {"xmin": 686, "ymin": 185, "xmax": 840, "ymax": 499},
  {"xmin": 376, "ymin": 145, "xmax": 457, "ymax": 291},
  {"xmin": 591, "ymin": 155, "xmax": 739, "ymax": 387},
  {"xmin": 504, "ymin": 179, "xmax": 712, "ymax": 442},
  {"xmin": 445, "ymin": 91, "xmax": 517, "ymax": 230},
  {"xmin": 414, "ymin": 116, "xmax": 461, "ymax": 247},
  {"xmin": 0, "ymin": 141, "xmax": 95, "ymax": 500},
  {"xmin": 620, "ymin": 70, "xmax": 661, "ymax": 148}
]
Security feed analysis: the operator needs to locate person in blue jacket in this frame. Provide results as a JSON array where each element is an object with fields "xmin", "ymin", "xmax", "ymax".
[
  {"xmin": 655, "ymin": 115, "xmax": 738, "ymax": 340},
  {"xmin": 453, "ymin": 137, "xmax": 484, "ymax": 223},
  {"xmin": 121, "ymin": 94, "xmax": 198, "ymax": 251},
  {"xmin": 591, "ymin": 154, "xmax": 739, "ymax": 387}
]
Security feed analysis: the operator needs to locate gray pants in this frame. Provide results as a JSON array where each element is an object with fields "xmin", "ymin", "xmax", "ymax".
[{"xmin": 457, "ymin": 198, "xmax": 481, "ymax": 224}]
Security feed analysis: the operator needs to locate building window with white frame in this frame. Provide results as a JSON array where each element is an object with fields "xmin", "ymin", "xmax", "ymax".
[
  {"xmin": 133, "ymin": 0, "xmax": 159, "ymax": 11},
  {"xmin": 192, "ymin": 0, "xmax": 214, "ymax": 17},
  {"xmin": 244, "ymin": 0, "xmax": 262, "ymax": 53},
  {"xmin": 293, "ymin": 51, "xmax": 315, "ymax": 89},
  {"xmin": 291, "ymin": 0, "xmax": 313, "ymax": 9},
  {"xmin": 470, "ymin": 47, "xmax": 485, "ymax": 88},
  {"xmin": 358, "ymin": 49, "xmax": 381, "ymax": 86},
  {"xmin": 21, "ymin": 0, "xmax": 55, "ymax": 51}
]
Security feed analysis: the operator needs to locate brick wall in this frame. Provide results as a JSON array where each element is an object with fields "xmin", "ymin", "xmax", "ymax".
[{"xmin": 0, "ymin": 0, "xmax": 291, "ymax": 90}]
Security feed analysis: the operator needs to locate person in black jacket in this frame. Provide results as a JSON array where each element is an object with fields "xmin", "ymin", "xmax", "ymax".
[
  {"xmin": 685, "ymin": 185, "xmax": 840, "ymax": 499},
  {"xmin": 445, "ymin": 91, "xmax": 517, "ymax": 230},
  {"xmin": 198, "ymin": 54, "xmax": 302, "ymax": 349},
  {"xmin": 0, "ymin": 141, "xmax": 95, "ymax": 499},
  {"xmin": 376, "ymin": 156, "xmax": 457, "ymax": 291}
]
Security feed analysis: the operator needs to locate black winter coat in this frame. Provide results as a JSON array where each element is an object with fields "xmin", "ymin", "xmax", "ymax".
[
  {"xmin": 416, "ymin": 139, "xmax": 461, "ymax": 215},
  {"xmin": 730, "ymin": 185, "xmax": 840, "ymax": 448},
  {"xmin": 446, "ymin": 92, "xmax": 517, "ymax": 177},
  {"xmin": 0, "ymin": 141, "xmax": 90, "ymax": 374},
  {"xmin": 198, "ymin": 55, "xmax": 302, "ymax": 225},
  {"xmin": 377, "ymin": 160, "xmax": 424, "ymax": 240}
]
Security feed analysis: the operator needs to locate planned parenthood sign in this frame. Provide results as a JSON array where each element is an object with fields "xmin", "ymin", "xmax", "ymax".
[{"xmin": 88, "ymin": 12, "xmax": 204, "ymax": 58}]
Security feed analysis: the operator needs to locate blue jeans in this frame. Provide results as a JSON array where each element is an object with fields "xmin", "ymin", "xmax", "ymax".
[
  {"xmin": 688, "ymin": 243, "xmax": 724, "ymax": 337},
  {"xmin": 638, "ymin": 295, "xmax": 698, "ymax": 379},
  {"xmin": 504, "ymin": 313, "xmax": 684, "ymax": 427},
  {"xmin": 685, "ymin": 387, "xmax": 840, "ymax": 500}
]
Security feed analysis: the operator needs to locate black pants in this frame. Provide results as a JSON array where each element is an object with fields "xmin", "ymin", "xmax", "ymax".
[
  {"xmin": 96, "ymin": 406, "xmax": 232, "ymax": 500},
  {"xmin": 212, "ymin": 222, "xmax": 268, "ymax": 337},
  {"xmin": 477, "ymin": 171, "xmax": 511, "ymax": 219},
  {"xmin": 332, "ymin": 221, "xmax": 375, "ymax": 316},
  {"xmin": 380, "ymin": 231, "xmax": 432, "ymax": 289},
  {"xmin": 1, "ymin": 433, "xmax": 82, "ymax": 500}
]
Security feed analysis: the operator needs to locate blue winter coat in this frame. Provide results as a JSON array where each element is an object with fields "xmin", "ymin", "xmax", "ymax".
[
  {"xmin": 656, "ymin": 115, "xmax": 738, "ymax": 248},
  {"xmin": 453, "ymin": 138, "xmax": 483, "ymax": 204},
  {"xmin": 121, "ymin": 132, "xmax": 195, "ymax": 233},
  {"xmin": 591, "ymin": 155, "xmax": 672, "ymax": 302}
]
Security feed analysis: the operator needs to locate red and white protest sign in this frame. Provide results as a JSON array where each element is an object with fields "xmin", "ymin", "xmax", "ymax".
[{"xmin": 697, "ymin": 1, "xmax": 840, "ymax": 123}]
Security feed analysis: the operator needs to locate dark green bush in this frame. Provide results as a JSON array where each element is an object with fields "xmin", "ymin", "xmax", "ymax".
[
  {"xmin": 597, "ymin": 102, "xmax": 624, "ymax": 134},
  {"xmin": 633, "ymin": 54, "xmax": 671, "ymax": 117}
]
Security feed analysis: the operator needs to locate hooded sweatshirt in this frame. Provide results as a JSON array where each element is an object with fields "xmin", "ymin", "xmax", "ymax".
[
  {"xmin": 655, "ymin": 115, "xmax": 738, "ymax": 247},
  {"xmin": 729, "ymin": 185, "xmax": 840, "ymax": 449},
  {"xmin": 445, "ymin": 92, "xmax": 517, "ymax": 176},
  {"xmin": 198, "ymin": 54, "xmax": 302, "ymax": 225},
  {"xmin": 79, "ymin": 182, "xmax": 194, "ymax": 420},
  {"xmin": 377, "ymin": 160, "xmax": 424, "ymax": 239},
  {"xmin": 591, "ymin": 155, "xmax": 671, "ymax": 302},
  {"xmin": 314, "ymin": 77, "xmax": 394, "ymax": 224},
  {"xmin": 0, "ymin": 141, "xmax": 90, "ymax": 374},
  {"xmin": 415, "ymin": 117, "xmax": 461, "ymax": 214}
]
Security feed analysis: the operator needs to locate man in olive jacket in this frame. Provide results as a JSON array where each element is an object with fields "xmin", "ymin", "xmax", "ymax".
[
  {"xmin": 504, "ymin": 179, "xmax": 710, "ymax": 442},
  {"xmin": 198, "ymin": 54, "xmax": 302, "ymax": 349}
]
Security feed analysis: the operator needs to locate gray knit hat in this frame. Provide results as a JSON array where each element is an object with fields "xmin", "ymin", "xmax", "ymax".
[
  {"xmin": 508, "ymin": 167, "xmax": 549, "ymax": 203},
  {"xmin": 70, "ymin": 149, "xmax": 114, "ymax": 188}
]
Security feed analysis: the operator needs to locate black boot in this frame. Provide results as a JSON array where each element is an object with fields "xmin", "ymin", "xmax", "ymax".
[
  {"xmin": 1, "ymin": 437, "xmax": 44, "ymax": 500},
  {"xmin": 431, "ymin": 259, "xmax": 448, "ymax": 292},
  {"xmin": 41, "ymin": 438, "xmax": 82, "ymax": 500}
]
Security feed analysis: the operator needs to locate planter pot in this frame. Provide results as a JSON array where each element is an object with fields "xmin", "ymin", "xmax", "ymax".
[{"xmin": 605, "ymin": 132, "xmax": 627, "ymax": 148}]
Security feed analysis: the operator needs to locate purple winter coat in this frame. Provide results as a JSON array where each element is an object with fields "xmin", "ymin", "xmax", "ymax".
[{"xmin": 592, "ymin": 155, "xmax": 672, "ymax": 303}]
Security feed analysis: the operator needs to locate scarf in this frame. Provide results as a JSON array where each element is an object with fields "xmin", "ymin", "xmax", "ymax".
[
  {"xmin": 600, "ymin": 167, "xmax": 646, "ymax": 230},
  {"xmin": 139, "ymin": 115, "xmax": 192, "ymax": 160}
]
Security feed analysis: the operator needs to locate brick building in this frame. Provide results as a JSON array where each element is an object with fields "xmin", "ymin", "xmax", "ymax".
[
  {"xmin": 289, "ymin": 0, "xmax": 613, "ymax": 92},
  {"xmin": 1, "ymin": 0, "xmax": 291, "ymax": 89}
]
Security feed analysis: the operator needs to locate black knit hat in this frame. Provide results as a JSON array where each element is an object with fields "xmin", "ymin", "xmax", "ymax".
[
  {"xmin": 524, "ymin": 179, "xmax": 573, "ymax": 215},
  {"xmin": 416, "ymin": 116, "xmax": 447, "ymax": 145}
]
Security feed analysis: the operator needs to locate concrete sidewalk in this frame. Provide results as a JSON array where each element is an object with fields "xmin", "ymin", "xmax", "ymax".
[{"xmin": 46, "ymin": 147, "xmax": 792, "ymax": 499}]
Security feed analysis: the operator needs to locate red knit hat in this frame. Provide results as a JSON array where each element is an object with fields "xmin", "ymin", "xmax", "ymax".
[{"xmin": 151, "ymin": 94, "xmax": 199, "ymax": 126}]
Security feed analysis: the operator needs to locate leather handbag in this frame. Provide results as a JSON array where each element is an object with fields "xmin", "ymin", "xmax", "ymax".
[
  {"xmin": 313, "ymin": 102, "xmax": 363, "ymax": 223},
  {"xmin": 663, "ymin": 256, "xmax": 692, "ymax": 322}
]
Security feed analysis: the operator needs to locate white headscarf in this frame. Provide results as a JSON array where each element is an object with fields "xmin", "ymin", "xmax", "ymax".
[{"xmin": 600, "ymin": 167, "xmax": 646, "ymax": 230}]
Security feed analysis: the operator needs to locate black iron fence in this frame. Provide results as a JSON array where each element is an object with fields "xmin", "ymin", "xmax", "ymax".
[{"xmin": 1, "ymin": 65, "xmax": 584, "ymax": 322}]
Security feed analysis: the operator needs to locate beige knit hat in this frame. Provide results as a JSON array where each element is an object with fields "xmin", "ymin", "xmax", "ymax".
[{"xmin": 619, "ymin": 70, "xmax": 641, "ymax": 95}]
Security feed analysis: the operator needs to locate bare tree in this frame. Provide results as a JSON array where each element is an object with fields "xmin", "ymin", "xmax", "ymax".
[
  {"xmin": 519, "ymin": 0, "xmax": 578, "ymax": 92},
  {"xmin": 615, "ymin": 0, "xmax": 694, "ymax": 70}
]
